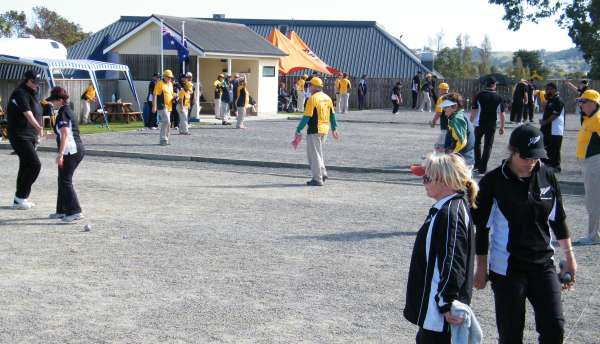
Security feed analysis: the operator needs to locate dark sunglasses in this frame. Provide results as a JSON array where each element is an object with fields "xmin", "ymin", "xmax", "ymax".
[
  {"xmin": 577, "ymin": 99, "xmax": 592, "ymax": 104},
  {"xmin": 422, "ymin": 175, "xmax": 432, "ymax": 184}
]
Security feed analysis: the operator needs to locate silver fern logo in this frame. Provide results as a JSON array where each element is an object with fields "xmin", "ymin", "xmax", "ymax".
[{"xmin": 529, "ymin": 136, "xmax": 541, "ymax": 146}]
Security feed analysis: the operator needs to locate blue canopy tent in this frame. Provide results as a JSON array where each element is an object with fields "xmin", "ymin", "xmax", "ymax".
[{"xmin": 0, "ymin": 54, "xmax": 140, "ymax": 128}]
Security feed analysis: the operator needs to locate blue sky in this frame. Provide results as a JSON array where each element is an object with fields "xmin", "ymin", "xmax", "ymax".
[{"xmin": 9, "ymin": 0, "xmax": 575, "ymax": 52}]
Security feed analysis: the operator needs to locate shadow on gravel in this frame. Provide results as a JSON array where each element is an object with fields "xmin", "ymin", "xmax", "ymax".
[
  {"xmin": 199, "ymin": 183, "xmax": 306, "ymax": 189},
  {"xmin": 287, "ymin": 230, "xmax": 416, "ymax": 242}
]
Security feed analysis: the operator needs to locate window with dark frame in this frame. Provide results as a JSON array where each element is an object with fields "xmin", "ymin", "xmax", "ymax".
[{"xmin": 262, "ymin": 66, "xmax": 276, "ymax": 77}]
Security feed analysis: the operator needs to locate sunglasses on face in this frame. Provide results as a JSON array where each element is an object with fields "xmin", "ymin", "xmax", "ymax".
[
  {"xmin": 577, "ymin": 99, "xmax": 592, "ymax": 104},
  {"xmin": 422, "ymin": 175, "xmax": 432, "ymax": 184}
]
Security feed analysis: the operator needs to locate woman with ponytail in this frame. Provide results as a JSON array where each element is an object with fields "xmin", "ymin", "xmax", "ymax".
[{"xmin": 404, "ymin": 153, "xmax": 480, "ymax": 343}]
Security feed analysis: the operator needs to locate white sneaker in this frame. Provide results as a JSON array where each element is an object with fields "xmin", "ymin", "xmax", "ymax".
[
  {"xmin": 62, "ymin": 213, "xmax": 84, "ymax": 223},
  {"xmin": 12, "ymin": 198, "xmax": 35, "ymax": 210},
  {"xmin": 573, "ymin": 235, "xmax": 600, "ymax": 246},
  {"xmin": 49, "ymin": 213, "xmax": 66, "ymax": 219}
]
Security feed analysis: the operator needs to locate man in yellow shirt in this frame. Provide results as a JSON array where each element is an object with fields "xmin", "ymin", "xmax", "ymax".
[
  {"xmin": 296, "ymin": 74, "xmax": 307, "ymax": 112},
  {"xmin": 574, "ymin": 89, "xmax": 600, "ymax": 245},
  {"xmin": 80, "ymin": 83, "xmax": 96, "ymax": 124},
  {"xmin": 213, "ymin": 74, "xmax": 224, "ymax": 119},
  {"xmin": 177, "ymin": 81, "xmax": 192, "ymax": 135},
  {"xmin": 334, "ymin": 74, "xmax": 343, "ymax": 113},
  {"xmin": 430, "ymin": 82, "xmax": 450, "ymax": 151},
  {"xmin": 153, "ymin": 69, "xmax": 175, "ymax": 146},
  {"xmin": 294, "ymin": 77, "xmax": 340, "ymax": 186},
  {"xmin": 338, "ymin": 73, "xmax": 351, "ymax": 114}
]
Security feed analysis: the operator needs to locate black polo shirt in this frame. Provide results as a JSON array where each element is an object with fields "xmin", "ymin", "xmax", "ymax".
[
  {"xmin": 541, "ymin": 95, "xmax": 565, "ymax": 137},
  {"xmin": 471, "ymin": 89, "xmax": 505, "ymax": 129},
  {"xmin": 7, "ymin": 83, "xmax": 42, "ymax": 140}
]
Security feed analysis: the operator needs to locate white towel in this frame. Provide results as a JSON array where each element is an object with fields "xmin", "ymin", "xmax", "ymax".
[{"xmin": 450, "ymin": 300, "xmax": 483, "ymax": 344}]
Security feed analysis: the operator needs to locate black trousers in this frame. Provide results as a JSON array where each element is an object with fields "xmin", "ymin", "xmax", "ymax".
[
  {"xmin": 392, "ymin": 100, "xmax": 400, "ymax": 114},
  {"xmin": 543, "ymin": 134, "xmax": 563, "ymax": 169},
  {"xmin": 358, "ymin": 94, "xmax": 366, "ymax": 110},
  {"xmin": 416, "ymin": 328, "xmax": 450, "ymax": 344},
  {"xmin": 57, "ymin": 150, "xmax": 84, "ymax": 216},
  {"xmin": 412, "ymin": 91, "xmax": 419, "ymax": 109},
  {"xmin": 511, "ymin": 102, "xmax": 525, "ymax": 122},
  {"xmin": 526, "ymin": 102, "xmax": 535, "ymax": 122},
  {"xmin": 474, "ymin": 126, "xmax": 496, "ymax": 173},
  {"xmin": 490, "ymin": 265, "xmax": 565, "ymax": 344},
  {"xmin": 170, "ymin": 108, "xmax": 179, "ymax": 128},
  {"xmin": 147, "ymin": 101, "xmax": 157, "ymax": 128},
  {"xmin": 9, "ymin": 137, "xmax": 41, "ymax": 199}
]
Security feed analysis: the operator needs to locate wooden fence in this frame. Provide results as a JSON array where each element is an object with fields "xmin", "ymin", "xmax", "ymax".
[
  {"xmin": 281, "ymin": 76, "xmax": 599, "ymax": 114},
  {"xmin": 1, "ymin": 79, "xmax": 119, "ymax": 122}
]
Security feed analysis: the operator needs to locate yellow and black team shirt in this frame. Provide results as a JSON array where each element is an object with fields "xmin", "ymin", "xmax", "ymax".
[
  {"xmin": 435, "ymin": 94, "xmax": 449, "ymax": 130},
  {"xmin": 576, "ymin": 107, "xmax": 600, "ymax": 160},
  {"xmin": 213, "ymin": 80, "xmax": 222, "ymax": 100},
  {"xmin": 153, "ymin": 79, "xmax": 174, "ymax": 112},
  {"xmin": 83, "ymin": 86, "xmax": 96, "ymax": 102},
  {"xmin": 235, "ymin": 85, "xmax": 250, "ymax": 108},
  {"xmin": 296, "ymin": 79, "xmax": 305, "ymax": 91},
  {"xmin": 339, "ymin": 78, "xmax": 351, "ymax": 94},
  {"xmin": 178, "ymin": 89, "xmax": 191, "ymax": 108},
  {"xmin": 304, "ymin": 91, "xmax": 334, "ymax": 135}
]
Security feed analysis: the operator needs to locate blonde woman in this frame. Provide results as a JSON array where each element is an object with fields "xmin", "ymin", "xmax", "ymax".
[
  {"xmin": 234, "ymin": 79, "xmax": 251, "ymax": 129},
  {"xmin": 405, "ymin": 153, "xmax": 480, "ymax": 343}
]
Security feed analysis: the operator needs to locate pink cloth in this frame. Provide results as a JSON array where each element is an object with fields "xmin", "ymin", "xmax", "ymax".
[{"xmin": 291, "ymin": 134, "xmax": 302, "ymax": 149}]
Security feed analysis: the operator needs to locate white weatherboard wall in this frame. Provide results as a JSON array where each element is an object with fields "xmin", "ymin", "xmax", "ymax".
[{"xmin": 257, "ymin": 59, "xmax": 279, "ymax": 114}]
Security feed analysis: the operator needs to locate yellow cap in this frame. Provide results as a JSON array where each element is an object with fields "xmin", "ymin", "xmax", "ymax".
[
  {"xmin": 577, "ymin": 89, "xmax": 600, "ymax": 104},
  {"xmin": 302, "ymin": 74, "xmax": 308, "ymax": 79},
  {"xmin": 163, "ymin": 69, "xmax": 174, "ymax": 78},
  {"xmin": 438, "ymin": 82, "xmax": 449, "ymax": 90},
  {"xmin": 218, "ymin": 73, "xmax": 224, "ymax": 78},
  {"xmin": 310, "ymin": 77, "xmax": 323, "ymax": 87}
]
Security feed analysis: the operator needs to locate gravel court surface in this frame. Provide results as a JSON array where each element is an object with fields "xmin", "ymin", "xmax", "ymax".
[{"xmin": 1, "ymin": 153, "xmax": 598, "ymax": 343}]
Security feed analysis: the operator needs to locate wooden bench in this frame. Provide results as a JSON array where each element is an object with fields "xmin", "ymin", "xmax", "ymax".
[{"xmin": 90, "ymin": 111, "xmax": 142, "ymax": 124}]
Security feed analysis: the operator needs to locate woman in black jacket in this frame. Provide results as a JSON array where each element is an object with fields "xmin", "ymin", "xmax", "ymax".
[
  {"xmin": 405, "ymin": 153, "xmax": 478, "ymax": 343},
  {"xmin": 46, "ymin": 87, "xmax": 86, "ymax": 223},
  {"xmin": 472, "ymin": 124, "xmax": 576, "ymax": 343}
]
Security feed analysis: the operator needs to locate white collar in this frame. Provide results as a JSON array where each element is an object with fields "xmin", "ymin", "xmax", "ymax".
[{"xmin": 432, "ymin": 193, "xmax": 458, "ymax": 210}]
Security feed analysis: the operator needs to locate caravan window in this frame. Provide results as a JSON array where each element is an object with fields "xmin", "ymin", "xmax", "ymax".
[{"xmin": 50, "ymin": 41, "xmax": 60, "ymax": 49}]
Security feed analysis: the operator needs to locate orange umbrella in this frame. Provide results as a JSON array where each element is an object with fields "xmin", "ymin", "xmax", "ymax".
[
  {"xmin": 287, "ymin": 30, "xmax": 340, "ymax": 75},
  {"xmin": 266, "ymin": 27, "xmax": 331, "ymax": 75}
]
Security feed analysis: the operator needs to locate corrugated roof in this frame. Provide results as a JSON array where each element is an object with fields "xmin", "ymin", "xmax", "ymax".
[
  {"xmin": 156, "ymin": 15, "xmax": 285, "ymax": 57},
  {"xmin": 205, "ymin": 18, "xmax": 433, "ymax": 78}
]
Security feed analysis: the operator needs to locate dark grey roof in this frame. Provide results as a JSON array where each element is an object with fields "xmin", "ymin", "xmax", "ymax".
[
  {"xmin": 205, "ymin": 18, "xmax": 433, "ymax": 78},
  {"xmin": 68, "ymin": 16, "xmax": 145, "ymax": 60},
  {"xmin": 155, "ymin": 15, "xmax": 285, "ymax": 57}
]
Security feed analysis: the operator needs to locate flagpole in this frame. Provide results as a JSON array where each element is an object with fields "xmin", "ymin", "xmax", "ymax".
[
  {"xmin": 160, "ymin": 19, "xmax": 164, "ymax": 73},
  {"xmin": 182, "ymin": 21, "xmax": 186, "ymax": 74}
]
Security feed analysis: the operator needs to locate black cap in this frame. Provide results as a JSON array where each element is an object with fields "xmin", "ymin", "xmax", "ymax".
[
  {"xmin": 546, "ymin": 82, "xmax": 557, "ymax": 90},
  {"xmin": 24, "ymin": 70, "xmax": 42, "ymax": 84},
  {"xmin": 509, "ymin": 124, "xmax": 548, "ymax": 159},
  {"xmin": 152, "ymin": 72, "xmax": 160, "ymax": 78}
]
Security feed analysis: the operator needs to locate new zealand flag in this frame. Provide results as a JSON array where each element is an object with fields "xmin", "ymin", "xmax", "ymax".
[{"xmin": 162, "ymin": 27, "xmax": 189, "ymax": 62}]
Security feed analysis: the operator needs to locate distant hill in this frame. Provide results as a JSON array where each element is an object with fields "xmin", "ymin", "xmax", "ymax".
[{"xmin": 471, "ymin": 47, "xmax": 589, "ymax": 73}]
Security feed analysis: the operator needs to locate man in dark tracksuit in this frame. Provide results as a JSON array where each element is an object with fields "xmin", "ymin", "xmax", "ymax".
[
  {"xmin": 525, "ymin": 79, "xmax": 536, "ymax": 122},
  {"xmin": 411, "ymin": 71, "xmax": 422, "ymax": 109},
  {"xmin": 511, "ymin": 80, "xmax": 528, "ymax": 123},
  {"xmin": 470, "ymin": 78, "xmax": 506, "ymax": 174},
  {"xmin": 539, "ymin": 82, "xmax": 565, "ymax": 172},
  {"xmin": 146, "ymin": 73, "xmax": 160, "ymax": 129},
  {"xmin": 473, "ymin": 125, "xmax": 575, "ymax": 343},
  {"xmin": 7, "ymin": 70, "xmax": 44, "ymax": 209}
]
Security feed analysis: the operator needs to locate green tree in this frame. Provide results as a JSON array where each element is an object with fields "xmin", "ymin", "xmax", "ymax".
[
  {"xmin": 513, "ymin": 56, "xmax": 528, "ymax": 79},
  {"xmin": 435, "ymin": 47, "xmax": 463, "ymax": 79},
  {"xmin": 0, "ymin": 10, "xmax": 27, "ymax": 37},
  {"xmin": 512, "ymin": 50, "xmax": 548, "ymax": 77},
  {"xmin": 478, "ymin": 35, "xmax": 493, "ymax": 75},
  {"xmin": 26, "ymin": 7, "xmax": 89, "ymax": 47},
  {"xmin": 489, "ymin": 0, "xmax": 599, "ymax": 78}
]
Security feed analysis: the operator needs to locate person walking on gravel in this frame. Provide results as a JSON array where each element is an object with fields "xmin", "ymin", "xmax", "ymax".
[
  {"xmin": 293, "ymin": 77, "xmax": 340, "ymax": 186},
  {"xmin": 153, "ymin": 69, "xmax": 175, "ymax": 146}
]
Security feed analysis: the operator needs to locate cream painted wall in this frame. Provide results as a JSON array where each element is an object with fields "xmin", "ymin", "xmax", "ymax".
[{"xmin": 111, "ymin": 23, "xmax": 179, "ymax": 56}]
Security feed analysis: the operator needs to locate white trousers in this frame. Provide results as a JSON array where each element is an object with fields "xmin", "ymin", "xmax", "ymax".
[
  {"xmin": 158, "ymin": 109, "xmax": 171, "ymax": 143},
  {"xmin": 307, "ymin": 133, "xmax": 327, "ymax": 182},
  {"xmin": 80, "ymin": 101, "xmax": 91, "ymax": 124},
  {"xmin": 582, "ymin": 154, "xmax": 600, "ymax": 240},
  {"xmin": 236, "ymin": 106, "xmax": 246, "ymax": 128},
  {"xmin": 214, "ymin": 99, "xmax": 221, "ymax": 119},
  {"xmin": 419, "ymin": 91, "xmax": 431, "ymax": 112},
  {"xmin": 339, "ymin": 93, "xmax": 350, "ymax": 114},
  {"xmin": 220, "ymin": 101, "xmax": 230, "ymax": 121},
  {"xmin": 297, "ymin": 91, "xmax": 306, "ymax": 112},
  {"xmin": 176, "ymin": 104, "xmax": 189, "ymax": 134}
]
